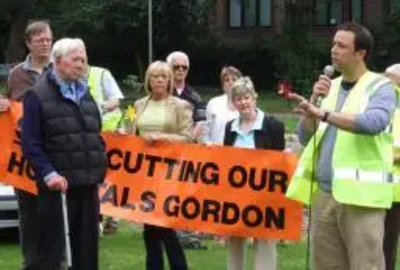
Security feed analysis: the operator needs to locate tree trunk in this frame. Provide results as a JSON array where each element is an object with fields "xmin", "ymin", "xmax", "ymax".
[
  {"xmin": 134, "ymin": 50, "xmax": 145, "ymax": 80},
  {"xmin": 4, "ymin": 1, "xmax": 32, "ymax": 63}
]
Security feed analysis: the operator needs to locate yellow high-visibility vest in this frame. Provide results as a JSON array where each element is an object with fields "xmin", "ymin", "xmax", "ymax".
[
  {"xmin": 286, "ymin": 71, "xmax": 396, "ymax": 208},
  {"xmin": 88, "ymin": 66, "xmax": 122, "ymax": 131},
  {"xmin": 392, "ymin": 88, "xmax": 400, "ymax": 201}
]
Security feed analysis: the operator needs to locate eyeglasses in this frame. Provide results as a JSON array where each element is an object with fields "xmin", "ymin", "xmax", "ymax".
[
  {"xmin": 31, "ymin": 38, "xmax": 52, "ymax": 45},
  {"xmin": 173, "ymin": 65, "xmax": 188, "ymax": 71}
]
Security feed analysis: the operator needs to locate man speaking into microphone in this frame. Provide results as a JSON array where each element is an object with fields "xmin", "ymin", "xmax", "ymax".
[{"xmin": 286, "ymin": 22, "xmax": 398, "ymax": 270}]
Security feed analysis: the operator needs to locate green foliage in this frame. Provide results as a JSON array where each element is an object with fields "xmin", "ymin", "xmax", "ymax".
[
  {"xmin": 0, "ymin": 0, "xmax": 215, "ymax": 71},
  {"xmin": 0, "ymin": 84, "xmax": 6, "ymax": 95},
  {"xmin": 0, "ymin": 0, "xmax": 31, "ymax": 15},
  {"xmin": 265, "ymin": 25, "xmax": 330, "ymax": 96},
  {"xmin": 121, "ymin": 74, "xmax": 144, "ymax": 104},
  {"xmin": 372, "ymin": 12, "xmax": 400, "ymax": 70},
  {"xmin": 154, "ymin": 0, "xmax": 216, "ymax": 53},
  {"xmin": 189, "ymin": 44, "xmax": 276, "ymax": 90}
]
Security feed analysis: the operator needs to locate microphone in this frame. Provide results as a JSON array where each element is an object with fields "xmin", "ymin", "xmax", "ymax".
[
  {"xmin": 323, "ymin": 65, "xmax": 335, "ymax": 78},
  {"xmin": 316, "ymin": 65, "xmax": 335, "ymax": 106}
]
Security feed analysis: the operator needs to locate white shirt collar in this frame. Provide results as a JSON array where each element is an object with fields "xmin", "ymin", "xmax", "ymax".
[{"xmin": 231, "ymin": 108, "xmax": 264, "ymax": 132}]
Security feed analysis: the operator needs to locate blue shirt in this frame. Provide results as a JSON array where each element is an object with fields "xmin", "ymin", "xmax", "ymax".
[
  {"xmin": 50, "ymin": 70, "xmax": 88, "ymax": 104},
  {"xmin": 231, "ymin": 108, "xmax": 264, "ymax": 149}
]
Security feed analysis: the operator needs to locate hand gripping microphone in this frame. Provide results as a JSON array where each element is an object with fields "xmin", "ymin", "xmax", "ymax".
[{"xmin": 316, "ymin": 65, "xmax": 335, "ymax": 106}]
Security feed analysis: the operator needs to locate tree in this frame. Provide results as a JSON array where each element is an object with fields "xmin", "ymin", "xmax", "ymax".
[
  {"xmin": 28, "ymin": 0, "xmax": 214, "ymax": 77},
  {"xmin": 0, "ymin": 0, "xmax": 216, "ymax": 84},
  {"xmin": 0, "ymin": 0, "xmax": 36, "ymax": 63},
  {"xmin": 373, "ymin": 12, "xmax": 400, "ymax": 69},
  {"xmin": 264, "ymin": 0, "xmax": 330, "ymax": 95}
]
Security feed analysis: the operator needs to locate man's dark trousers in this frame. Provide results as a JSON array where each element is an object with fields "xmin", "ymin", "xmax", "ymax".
[
  {"xmin": 384, "ymin": 202, "xmax": 400, "ymax": 270},
  {"xmin": 16, "ymin": 189, "xmax": 39, "ymax": 269},
  {"xmin": 25, "ymin": 185, "xmax": 100, "ymax": 270}
]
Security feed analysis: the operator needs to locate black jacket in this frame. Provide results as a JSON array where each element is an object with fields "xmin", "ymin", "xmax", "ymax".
[
  {"xmin": 223, "ymin": 114, "xmax": 285, "ymax": 150},
  {"xmin": 173, "ymin": 84, "xmax": 207, "ymax": 123}
]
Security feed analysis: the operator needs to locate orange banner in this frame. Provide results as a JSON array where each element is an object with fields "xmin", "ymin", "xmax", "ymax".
[
  {"xmin": 0, "ymin": 103, "xmax": 302, "ymax": 240},
  {"xmin": 0, "ymin": 103, "xmax": 37, "ymax": 193}
]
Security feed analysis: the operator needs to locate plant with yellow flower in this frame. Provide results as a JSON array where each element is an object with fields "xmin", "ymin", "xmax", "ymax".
[{"xmin": 122, "ymin": 104, "xmax": 137, "ymax": 133}]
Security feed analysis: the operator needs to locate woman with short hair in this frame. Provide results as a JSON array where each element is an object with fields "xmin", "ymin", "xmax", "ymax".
[
  {"xmin": 223, "ymin": 77, "xmax": 285, "ymax": 270},
  {"xmin": 201, "ymin": 66, "xmax": 242, "ymax": 145}
]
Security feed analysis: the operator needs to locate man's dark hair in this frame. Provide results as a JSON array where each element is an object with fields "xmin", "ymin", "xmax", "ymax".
[
  {"xmin": 336, "ymin": 22, "xmax": 374, "ymax": 60},
  {"xmin": 25, "ymin": 20, "xmax": 51, "ymax": 42}
]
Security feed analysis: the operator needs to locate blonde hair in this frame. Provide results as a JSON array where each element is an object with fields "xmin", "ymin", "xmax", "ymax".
[
  {"xmin": 144, "ymin": 61, "xmax": 174, "ymax": 94},
  {"xmin": 231, "ymin": 76, "xmax": 258, "ymax": 101},
  {"xmin": 220, "ymin": 66, "xmax": 242, "ymax": 86}
]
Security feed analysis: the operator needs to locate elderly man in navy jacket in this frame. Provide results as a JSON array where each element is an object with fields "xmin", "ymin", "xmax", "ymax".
[{"xmin": 21, "ymin": 38, "xmax": 107, "ymax": 270}]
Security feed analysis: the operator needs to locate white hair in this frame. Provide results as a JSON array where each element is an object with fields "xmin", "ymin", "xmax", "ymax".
[
  {"xmin": 166, "ymin": 51, "xmax": 189, "ymax": 67},
  {"xmin": 51, "ymin": 38, "xmax": 86, "ymax": 62},
  {"xmin": 386, "ymin": 64, "xmax": 400, "ymax": 78}
]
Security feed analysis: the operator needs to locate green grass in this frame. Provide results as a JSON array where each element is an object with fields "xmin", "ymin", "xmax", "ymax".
[
  {"xmin": 1, "ymin": 222, "xmax": 400, "ymax": 269},
  {"xmin": 0, "ymin": 224, "xmax": 307, "ymax": 269}
]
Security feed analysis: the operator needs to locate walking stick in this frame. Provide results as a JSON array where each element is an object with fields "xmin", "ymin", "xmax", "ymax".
[{"xmin": 61, "ymin": 192, "xmax": 72, "ymax": 268}]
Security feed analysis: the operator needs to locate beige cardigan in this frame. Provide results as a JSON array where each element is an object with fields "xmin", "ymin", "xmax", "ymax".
[{"xmin": 134, "ymin": 95, "xmax": 194, "ymax": 142}]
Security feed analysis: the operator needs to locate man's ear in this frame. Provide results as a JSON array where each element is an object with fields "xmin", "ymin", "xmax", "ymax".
[
  {"xmin": 356, "ymin": 49, "xmax": 367, "ymax": 61},
  {"xmin": 53, "ymin": 56, "xmax": 62, "ymax": 66},
  {"xmin": 25, "ymin": 40, "xmax": 32, "ymax": 51}
]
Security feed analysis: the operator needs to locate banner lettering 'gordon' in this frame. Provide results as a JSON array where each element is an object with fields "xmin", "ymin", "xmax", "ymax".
[
  {"xmin": 101, "ymin": 134, "xmax": 301, "ymax": 240},
  {"xmin": 0, "ymin": 103, "xmax": 302, "ymax": 241}
]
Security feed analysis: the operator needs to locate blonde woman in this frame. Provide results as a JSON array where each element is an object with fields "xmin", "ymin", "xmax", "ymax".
[
  {"xmin": 223, "ymin": 77, "xmax": 285, "ymax": 270},
  {"xmin": 134, "ymin": 61, "xmax": 193, "ymax": 270}
]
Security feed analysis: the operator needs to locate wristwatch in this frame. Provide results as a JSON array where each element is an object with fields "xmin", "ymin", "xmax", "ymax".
[{"xmin": 321, "ymin": 111, "xmax": 330, "ymax": 122}]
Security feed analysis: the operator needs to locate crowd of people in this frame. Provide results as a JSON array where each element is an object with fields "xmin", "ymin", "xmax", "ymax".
[{"xmin": 0, "ymin": 19, "xmax": 399, "ymax": 270}]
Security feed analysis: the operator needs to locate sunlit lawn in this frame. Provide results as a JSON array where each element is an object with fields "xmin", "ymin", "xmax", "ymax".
[
  {"xmin": 2, "ymin": 222, "xmax": 399, "ymax": 270},
  {"xmin": 0, "ymin": 223, "xmax": 308, "ymax": 270}
]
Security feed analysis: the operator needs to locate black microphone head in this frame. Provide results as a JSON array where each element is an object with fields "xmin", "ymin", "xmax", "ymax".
[{"xmin": 323, "ymin": 65, "xmax": 335, "ymax": 78}]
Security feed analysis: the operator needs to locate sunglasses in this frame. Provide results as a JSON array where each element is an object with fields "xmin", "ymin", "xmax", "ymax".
[{"xmin": 173, "ymin": 65, "xmax": 188, "ymax": 71}]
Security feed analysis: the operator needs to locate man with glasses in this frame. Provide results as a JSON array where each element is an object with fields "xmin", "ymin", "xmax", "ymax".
[
  {"xmin": 166, "ymin": 51, "xmax": 206, "ymax": 140},
  {"xmin": 3, "ymin": 20, "xmax": 53, "ymax": 269},
  {"xmin": 166, "ymin": 51, "xmax": 207, "ymax": 251}
]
